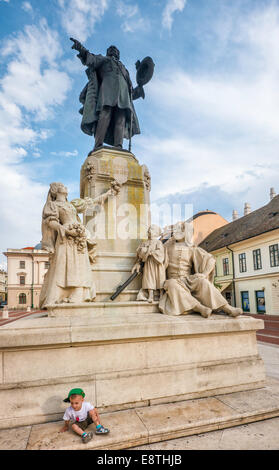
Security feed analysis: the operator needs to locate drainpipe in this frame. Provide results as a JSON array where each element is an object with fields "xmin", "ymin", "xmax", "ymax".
[
  {"xmin": 226, "ymin": 246, "xmax": 236, "ymax": 307},
  {"xmin": 31, "ymin": 253, "xmax": 34, "ymax": 309}
]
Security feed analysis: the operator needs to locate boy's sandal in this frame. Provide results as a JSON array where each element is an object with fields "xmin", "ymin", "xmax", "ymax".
[
  {"xmin": 95, "ymin": 425, "xmax": 109, "ymax": 434},
  {"xmin": 82, "ymin": 431, "xmax": 93, "ymax": 443}
]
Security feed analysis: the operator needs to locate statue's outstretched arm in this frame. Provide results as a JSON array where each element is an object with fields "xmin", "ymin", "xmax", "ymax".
[
  {"xmin": 70, "ymin": 37, "xmax": 88, "ymax": 54},
  {"xmin": 71, "ymin": 181, "xmax": 121, "ymax": 214},
  {"xmin": 70, "ymin": 37, "xmax": 91, "ymax": 65}
]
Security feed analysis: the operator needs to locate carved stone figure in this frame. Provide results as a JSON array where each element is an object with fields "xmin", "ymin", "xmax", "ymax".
[
  {"xmin": 159, "ymin": 222, "xmax": 243, "ymax": 318},
  {"xmin": 70, "ymin": 38, "xmax": 154, "ymax": 151},
  {"xmin": 132, "ymin": 225, "xmax": 167, "ymax": 303},
  {"xmin": 142, "ymin": 164, "xmax": 151, "ymax": 191},
  {"xmin": 39, "ymin": 182, "xmax": 120, "ymax": 307}
]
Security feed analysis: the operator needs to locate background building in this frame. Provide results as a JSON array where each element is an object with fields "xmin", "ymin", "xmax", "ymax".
[
  {"xmin": 0, "ymin": 269, "xmax": 7, "ymax": 303},
  {"xmin": 200, "ymin": 191, "xmax": 279, "ymax": 315},
  {"xmin": 4, "ymin": 245, "xmax": 49, "ymax": 309},
  {"xmin": 162, "ymin": 210, "xmax": 228, "ymax": 245}
]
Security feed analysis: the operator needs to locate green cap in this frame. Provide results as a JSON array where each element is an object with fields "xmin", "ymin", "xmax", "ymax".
[{"xmin": 63, "ymin": 388, "xmax": 85, "ymax": 403}]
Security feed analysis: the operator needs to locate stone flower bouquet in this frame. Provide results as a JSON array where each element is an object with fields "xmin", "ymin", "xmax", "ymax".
[{"xmin": 66, "ymin": 223, "xmax": 87, "ymax": 253}]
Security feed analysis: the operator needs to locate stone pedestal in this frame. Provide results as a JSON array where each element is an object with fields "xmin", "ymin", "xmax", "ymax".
[
  {"xmin": 80, "ymin": 147, "xmax": 151, "ymax": 297},
  {"xmin": 0, "ymin": 314, "xmax": 265, "ymax": 429}
]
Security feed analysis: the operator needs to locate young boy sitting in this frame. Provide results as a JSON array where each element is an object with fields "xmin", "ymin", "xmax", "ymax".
[{"xmin": 60, "ymin": 388, "xmax": 109, "ymax": 443}]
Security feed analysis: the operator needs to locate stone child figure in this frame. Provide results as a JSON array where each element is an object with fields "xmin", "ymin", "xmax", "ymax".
[
  {"xmin": 39, "ymin": 182, "xmax": 120, "ymax": 307},
  {"xmin": 70, "ymin": 39, "xmax": 145, "ymax": 151},
  {"xmin": 159, "ymin": 222, "xmax": 243, "ymax": 318},
  {"xmin": 132, "ymin": 225, "xmax": 167, "ymax": 303}
]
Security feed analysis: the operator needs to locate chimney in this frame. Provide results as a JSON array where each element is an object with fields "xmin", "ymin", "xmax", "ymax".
[
  {"xmin": 270, "ymin": 187, "xmax": 276, "ymax": 201},
  {"xmin": 232, "ymin": 210, "xmax": 238, "ymax": 221},
  {"xmin": 244, "ymin": 203, "xmax": 251, "ymax": 216}
]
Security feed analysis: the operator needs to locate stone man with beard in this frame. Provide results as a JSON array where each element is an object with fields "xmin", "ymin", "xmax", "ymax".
[
  {"xmin": 71, "ymin": 39, "xmax": 144, "ymax": 151},
  {"xmin": 159, "ymin": 222, "xmax": 243, "ymax": 318}
]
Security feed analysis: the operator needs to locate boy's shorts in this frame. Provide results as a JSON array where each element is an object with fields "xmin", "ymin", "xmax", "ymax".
[{"xmin": 70, "ymin": 412, "xmax": 93, "ymax": 431}]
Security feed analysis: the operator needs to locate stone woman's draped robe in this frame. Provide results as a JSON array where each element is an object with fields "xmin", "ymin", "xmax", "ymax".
[
  {"xmin": 39, "ymin": 198, "xmax": 97, "ymax": 308},
  {"xmin": 159, "ymin": 240, "xmax": 227, "ymax": 316}
]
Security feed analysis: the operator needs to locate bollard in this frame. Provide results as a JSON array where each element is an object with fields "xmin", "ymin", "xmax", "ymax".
[{"xmin": 2, "ymin": 307, "xmax": 9, "ymax": 319}]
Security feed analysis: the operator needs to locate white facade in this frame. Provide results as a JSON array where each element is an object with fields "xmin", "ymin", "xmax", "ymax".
[
  {"xmin": 231, "ymin": 229, "xmax": 279, "ymax": 315},
  {"xmin": 4, "ymin": 248, "xmax": 50, "ymax": 309},
  {"xmin": 0, "ymin": 270, "xmax": 7, "ymax": 302}
]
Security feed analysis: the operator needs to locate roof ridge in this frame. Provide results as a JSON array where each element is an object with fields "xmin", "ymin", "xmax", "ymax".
[{"xmin": 199, "ymin": 195, "xmax": 279, "ymax": 251}]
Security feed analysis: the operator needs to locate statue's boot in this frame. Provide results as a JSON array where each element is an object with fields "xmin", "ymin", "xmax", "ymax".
[
  {"xmin": 94, "ymin": 106, "xmax": 112, "ymax": 149},
  {"xmin": 193, "ymin": 302, "xmax": 212, "ymax": 318},
  {"xmin": 221, "ymin": 304, "xmax": 243, "ymax": 317},
  {"xmin": 113, "ymin": 108, "xmax": 125, "ymax": 148}
]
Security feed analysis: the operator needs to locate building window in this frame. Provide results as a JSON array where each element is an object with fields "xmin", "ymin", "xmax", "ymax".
[
  {"xmin": 255, "ymin": 290, "xmax": 266, "ymax": 313},
  {"xmin": 253, "ymin": 249, "xmax": 262, "ymax": 270},
  {"xmin": 239, "ymin": 253, "xmax": 247, "ymax": 273},
  {"xmin": 223, "ymin": 258, "xmax": 229, "ymax": 276},
  {"xmin": 45, "ymin": 261, "xmax": 50, "ymax": 269},
  {"xmin": 241, "ymin": 291, "xmax": 250, "ymax": 312},
  {"xmin": 19, "ymin": 293, "xmax": 26, "ymax": 304},
  {"xmin": 225, "ymin": 292, "xmax": 232, "ymax": 305},
  {"xmin": 19, "ymin": 276, "xmax": 25, "ymax": 285},
  {"xmin": 269, "ymin": 244, "xmax": 279, "ymax": 267},
  {"xmin": 20, "ymin": 261, "xmax": 25, "ymax": 269}
]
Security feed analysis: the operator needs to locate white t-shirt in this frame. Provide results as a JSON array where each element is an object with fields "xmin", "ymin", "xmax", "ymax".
[{"xmin": 63, "ymin": 401, "xmax": 94, "ymax": 422}]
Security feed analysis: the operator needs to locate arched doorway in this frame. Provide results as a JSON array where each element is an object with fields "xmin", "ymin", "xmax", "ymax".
[{"xmin": 19, "ymin": 293, "xmax": 27, "ymax": 305}]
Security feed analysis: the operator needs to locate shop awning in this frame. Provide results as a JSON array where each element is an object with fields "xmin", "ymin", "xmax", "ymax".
[{"xmin": 220, "ymin": 281, "xmax": 232, "ymax": 292}]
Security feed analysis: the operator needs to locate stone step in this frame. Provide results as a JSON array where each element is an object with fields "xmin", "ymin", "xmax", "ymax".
[
  {"xmin": 257, "ymin": 334, "xmax": 279, "ymax": 346},
  {"xmin": 259, "ymin": 328, "xmax": 279, "ymax": 337},
  {"xmin": 46, "ymin": 301, "xmax": 161, "ymax": 318},
  {"xmin": 95, "ymin": 290, "xmax": 139, "ymax": 302},
  {"xmin": 248, "ymin": 314, "xmax": 279, "ymax": 321},
  {"xmin": 3, "ymin": 379, "xmax": 279, "ymax": 450},
  {"xmin": 261, "ymin": 321, "xmax": 279, "ymax": 330}
]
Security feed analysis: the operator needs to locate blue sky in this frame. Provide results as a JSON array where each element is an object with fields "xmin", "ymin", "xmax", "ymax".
[{"xmin": 1, "ymin": 0, "xmax": 279, "ymax": 267}]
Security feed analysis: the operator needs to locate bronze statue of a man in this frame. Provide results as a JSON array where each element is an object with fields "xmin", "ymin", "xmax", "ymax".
[{"xmin": 71, "ymin": 38, "xmax": 150, "ymax": 152}]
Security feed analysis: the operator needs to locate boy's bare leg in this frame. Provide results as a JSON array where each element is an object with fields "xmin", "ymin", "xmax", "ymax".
[
  {"xmin": 89, "ymin": 408, "xmax": 101, "ymax": 426},
  {"xmin": 89, "ymin": 408, "xmax": 109, "ymax": 434},
  {"xmin": 71, "ymin": 423, "xmax": 85, "ymax": 437}
]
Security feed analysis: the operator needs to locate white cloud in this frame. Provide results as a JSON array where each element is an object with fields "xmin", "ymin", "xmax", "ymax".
[
  {"xmin": 62, "ymin": 57, "xmax": 83, "ymax": 74},
  {"xmin": 50, "ymin": 149, "xmax": 79, "ymax": 157},
  {"xmin": 121, "ymin": 16, "xmax": 150, "ymax": 34},
  {"xmin": 138, "ymin": 135, "xmax": 278, "ymax": 201},
  {"xmin": 22, "ymin": 1, "xmax": 33, "ymax": 12},
  {"xmin": 0, "ymin": 20, "xmax": 71, "ymax": 254},
  {"xmin": 151, "ymin": 71, "xmax": 279, "ymax": 137},
  {"xmin": 116, "ymin": 0, "xmax": 138, "ymax": 18},
  {"xmin": 138, "ymin": 3, "xmax": 279, "ymax": 217},
  {"xmin": 1, "ymin": 19, "xmax": 71, "ymax": 120},
  {"xmin": 116, "ymin": 1, "xmax": 149, "ymax": 34},
  {"xmin": 58, "ymin": 0, "xmax": 109, "ymax": 42},
  {"xmin": 162, "ymin": 0, "xmax": 187, "ymax": 31}
]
